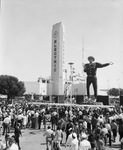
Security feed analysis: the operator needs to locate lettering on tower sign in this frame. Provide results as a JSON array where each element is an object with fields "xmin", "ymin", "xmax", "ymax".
[{"xmin": 53, "ymin": 35, "xmax": 57, "ymax": 72}]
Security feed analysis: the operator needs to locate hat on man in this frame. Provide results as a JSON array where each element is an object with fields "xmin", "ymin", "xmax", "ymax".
[
  {"xmin": 81, "ymin": 133, "xmax": 88, "ymax": 139},
  {"xmin": 8, "ymin": 137, "xmax": 15, "ymax": 143},
  {"xmin": 88, "ymin": 56, "xmax": 95, "ymax": 61},
  {"xmin": 69, "ymin": 128, "xmax": 73, "ymax": 131},
  {"xmin": 72, "ymin": 133, "xmax": 77, "ymax": 138}
]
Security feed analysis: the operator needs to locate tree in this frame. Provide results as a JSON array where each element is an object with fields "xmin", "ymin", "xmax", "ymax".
[
  {"xmin": 108, "ymin": 88, "xmax": 123, "ymax": 96},
  {"xmin": 119, "ymin": 88, "xmax": 123, "ymax": 96},
  {"xmin": 0, "ymin": 75, "xmax": 26, "ymax": 100}
]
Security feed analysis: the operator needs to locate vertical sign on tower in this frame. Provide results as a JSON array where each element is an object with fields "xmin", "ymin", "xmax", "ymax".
[{"xmin": 51, "ymin": 22, "xmax": 65, "ymax": 96}]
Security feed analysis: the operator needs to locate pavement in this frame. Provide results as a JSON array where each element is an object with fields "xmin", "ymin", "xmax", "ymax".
[{"xmin": 0, "ymin": 127, "xmax": 121, "ymax": 150}]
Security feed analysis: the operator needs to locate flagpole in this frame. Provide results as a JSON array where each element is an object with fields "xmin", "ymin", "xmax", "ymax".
[{"xmin": 82, "ymin": 38, "xmax": 85, "ymax": 78}]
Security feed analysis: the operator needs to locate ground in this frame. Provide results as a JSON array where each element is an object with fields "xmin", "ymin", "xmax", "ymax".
[{"xmin": 1, "ymin": 127, "xmax": 121, "ymax": 150}]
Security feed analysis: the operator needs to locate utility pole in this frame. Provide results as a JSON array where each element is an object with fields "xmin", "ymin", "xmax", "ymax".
[
  {"xmin": 68, "ymin": 62, "xmax": 74, "ymax": 109},
  {"xmin": 82, "ymin": 38, "xmax": 86, "ymax": 82}
]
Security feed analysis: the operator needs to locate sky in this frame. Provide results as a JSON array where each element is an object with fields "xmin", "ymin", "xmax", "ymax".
[{"xmin": 0, "ymin": 0, "xmax": 123, "ymax": 91}]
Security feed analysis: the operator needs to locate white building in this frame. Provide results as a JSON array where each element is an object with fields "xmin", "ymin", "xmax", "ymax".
[
  {"xmin": 24, "ymin": 77, "xmax": 52, "ymax": 96},
  {"xmin": 24, "ymin": 77, "xmax": 95, "ymax": 102},
  {"xmin": 24, "ymin": 81, "xmax": 40, "ymax": 95}
]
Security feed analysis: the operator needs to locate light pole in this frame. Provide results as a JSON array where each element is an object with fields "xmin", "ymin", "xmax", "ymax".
[
  {"xmin": 117, "ymin": 78, "xmax": 121, "ymax": 104},
  {"xmin": 118, "ymin": 72, "xmax": 123, "ymax": 103},
  {"xmin": 49, "ymin": 79, "xmax": 53, "ymax": 103},
  {"xmin": 68, "ymin": 62, "xmax": 74, "ymax": 107},
  {"xmin": 107, "ymin": 80, "xmax": 110, "ymax": 104}
]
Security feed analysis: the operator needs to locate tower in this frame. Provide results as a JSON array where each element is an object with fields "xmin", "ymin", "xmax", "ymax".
[{"xmin": 51, "ymin": 22, "xmax": 65, "ymax": 97}]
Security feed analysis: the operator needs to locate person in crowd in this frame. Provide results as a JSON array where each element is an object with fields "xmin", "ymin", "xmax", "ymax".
[
  {"xmin": 100, "ymin": 124, "xmax": 108, "ymax": 146},
  {"xmin": 82, "ymin": 119, "xmax": 87, "ymax": 133},
  {"xmin": 110, "ymin": 119, "xmax": 117, "ymax": 142},
  {"xmin": 43, "ymin": 126, "xmax": 53, "ymax": 150},
  {"xmin": 31, "ymin": 113, "xmax": 36, "ymax": 129},
  {"xmin": 98, "ymin": 115, "xmax": 104, "ymax": 125},
  {"xmin": 10, "ymin": 112, "xmax": 14, "ymax": 129},
  {"xmin": 6, "ymin": 137, "xmax": 18, "ymax": 150},
  {"xmin": 119, "ymin": 120, "xmax": 123, "ymax": 141},
  {"xmin": 73, "ymin": 122, "xmax": 79, "ymax": 139},
  {"xmin": 3, "ymin": 115, "xmax": 11, "ymax": 136},
  {"xmin": 88, "ymin": 132, "xmax": 96, "ymax": 150},
  {"xmin": 51, "ymin": 112, "xmax": 58, "ymax": 131},
  {"xmin": 1, "ymin": 99, "xmax": 123, "ymax": 150},
  {"xmin": 66, "ymin": 128, "xmax": 73, "ymax": 149},
  {"xmin": 57, "ymin": 117, "xmax": 66, "ymax": 132},
  {"xmin": 35, "ymin": 110, "xmax": 39, "ymax": 129},
  {"xmin": 70, "ymin": 133, "xmax": 78, "ymax": 150},
  {"xmin": 22, "ymin": 113, "xmax": 27, "ymax": 129},
  {"xmin": 43, "ymin": 113, "xmax": 47, "ymax": 130},
  {"xmin": 0, "ymin": 139, "xmax": 6, "ymax": 150},
  {"xmin": 105, "ymin": 120, "xmax": 112, "ymax": 146},
  {"xmin": 91, "ymin": 115, "xmax": 98, "ymax": 131},
  {"xmin": 121, "ymin": 137, "xmax": 123, "ymax": 149},
  {"xmin": 65, "ymin": 120, "xmax": 73, "ymax": 142},
  {"xmin": 54, "ymin": 126, "xmax": 63, "ymax": 150},
  {"xmin": 96, "ymin": 134, "xmax": 106, "ymax": 150},
  {"xmin": 79, "ymin": 133, "xmax": 91, "ymax": 150},
  {"xmin": 94, "ymin": 123, "xmax": 101, "ymax": 138},
  {"xmin": 14, "ymin": 123, "xmax": 22, "ymax": 150},
  {"xmin": 38, "ymin": 112, "xmax": 43, "ymax": 130},
  {"xmin": 86, "ymin": 114, "xmax": 92, "ymax": 133},
  {"xmin": 17, "ymin": 113, "xmax": 23, "ymax": 129}
]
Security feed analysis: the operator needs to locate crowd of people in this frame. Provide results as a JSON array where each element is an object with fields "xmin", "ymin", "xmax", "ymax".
[
  {"xmin": 42, "ymin": 105, "xmax": 122, "ymax": 150},
  {"xmin": 0, "ymin": 102, "xmax": 123, "ymax": 150}
]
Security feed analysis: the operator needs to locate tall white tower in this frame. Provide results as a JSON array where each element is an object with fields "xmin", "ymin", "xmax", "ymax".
[
  {"xmin": 51, "ymin": 22, "xmax": 65, "ymax": 96},
  {"xmin": 82, "ymin": 38, "xmax": 86, "ymax": 82}
]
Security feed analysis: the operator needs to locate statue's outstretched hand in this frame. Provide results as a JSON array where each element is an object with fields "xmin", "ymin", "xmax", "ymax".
[{"xmin": 110, "ymin": 62, "xmax": 114, "ymax": 65}]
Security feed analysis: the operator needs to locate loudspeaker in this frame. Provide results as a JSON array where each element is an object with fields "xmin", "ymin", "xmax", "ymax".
[
  {"xmin": 120, "ymin": 96, "xmax": 123, "ymax": 105},
  {"xmin": 76, "ymin": 95, "xmax": 84, "ymax": 104},
  {"xmin": 97, "ymin": 96, "xmax": 109, "ymax": 105}
]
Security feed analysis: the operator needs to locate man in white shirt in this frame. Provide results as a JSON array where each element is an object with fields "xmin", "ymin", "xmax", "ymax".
[
  {"xmin": 3, "ymin": 115, "xmax": 11, "ymax": 135},
  {"xmin": 83, "ymin": 120, "xmax": 87, "ymax": 130},
  {"xmin": 43, "ymin": 126, "xmax": 54, "ymax": 150},
  {"xmin": 17, "ymin": 113, "xmax": 23, "ymax": 128},
  {"xmin": 101, "ymin": 124, "xmax": 108, "ymax": 135},
  {"xmin": 66, "ymin": 133, "xmax": 73, "ymax": 148},
  {"xmin": 3, "ymin": 116, "xmax": 11, "ymax": 124},
  {"xmin": 0, "ymin": 139, "xmax": 6, "ymax": 150},
  {"xmin": 101, "ymin": 124, "xmax": 109, "ymax": 146},
  {"xmin": 70, "ymin": 133, "xmax": 78, "ymax": 150},
  {"xmin": 98, "ymin": 115, "xmax": 104, "ymax": 124},
  {"xmin": 80, "ymin": 133, "xmax": 91, "ymax": 150},
  {"xmin": 66, "ymin": 128, "xmax": 73, "ymax": 148},
  {"xmin": 43, "ymin": 126, "xmax": 54, "ymax": 137}
]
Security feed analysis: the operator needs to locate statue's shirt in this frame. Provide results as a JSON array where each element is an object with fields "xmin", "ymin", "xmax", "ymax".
[{"xmin": 84, "ymin": 62, "xmax": 109, "ymax": 76}]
